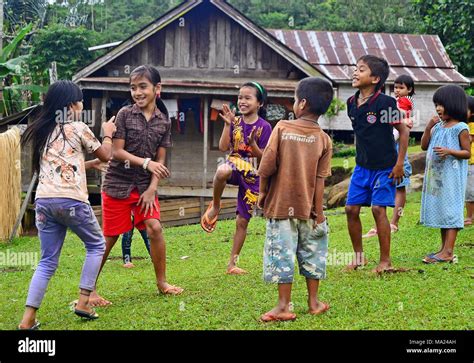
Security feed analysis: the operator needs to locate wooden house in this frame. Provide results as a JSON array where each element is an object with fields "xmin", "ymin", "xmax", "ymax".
[{"xmin": 2, "ymin": 0, "xmax": 470, "ymax": 229}]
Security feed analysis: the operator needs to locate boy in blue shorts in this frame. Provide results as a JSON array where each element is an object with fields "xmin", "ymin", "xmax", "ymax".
[
  {"xmin": 257, "ymin": 77, "xmax": 333, "ymax": 322},
  {"xmin": 345, "ymin": 55, "xmax": 409, "ymax": 274}
]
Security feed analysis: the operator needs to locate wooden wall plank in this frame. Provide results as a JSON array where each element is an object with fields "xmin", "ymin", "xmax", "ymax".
[
  {"xmin": 164, "ymin": 26, "xmax": 175, "ymax": 67},
  {"xmin": 216, "ymin": 17, "xmax": 226, "ymax": 68}
]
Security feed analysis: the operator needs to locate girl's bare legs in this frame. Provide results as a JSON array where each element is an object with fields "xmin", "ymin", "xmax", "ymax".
[
  {"xmin": 435, "ymin": 228, "xmax": 457, "ymax": 260},
  {"xmin": 144, "ymin": 218, "xmax": 182, "ymax": 293},
  {"xmin": 391, "ymin": 187, "xmax": 406, "ymax": 228},
  {"xmin": 89, "ymin": 235, "xmax": 119, "ymax": 306},
  {"xmin": 208, "ymin": 164, "xmax": 232, "ymax": 220},
  {"xmin": 227, "ymin": 215, "xmax": 249, "ymax": 273}
]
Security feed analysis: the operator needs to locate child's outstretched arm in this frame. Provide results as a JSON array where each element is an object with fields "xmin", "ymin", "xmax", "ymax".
[
  {"xmin": 93, "ymin": 116, "xmax": 116, "ymax": 162},
  {"xmin": 421, "ymin": 115, "xmax": 440, "ymax": 151},
  {"xmin": 390, "ymin": 122, "xmax": 409, "ymax": 184}
]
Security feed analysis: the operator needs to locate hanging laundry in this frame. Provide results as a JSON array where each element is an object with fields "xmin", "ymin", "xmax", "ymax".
[{"xmin": 161, "ymin": 99, "xmax": 179, "ymax": 119}]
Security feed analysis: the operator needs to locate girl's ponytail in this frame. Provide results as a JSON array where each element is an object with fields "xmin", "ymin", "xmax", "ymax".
[{"xmin": 156, "ymin": 97, "xmax": 169, "ymax": 118}]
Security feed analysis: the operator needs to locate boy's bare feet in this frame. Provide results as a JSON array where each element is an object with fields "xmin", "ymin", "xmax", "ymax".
[
  {"xmin": 260, "ymin": 306, "xmax": 296, "ymax": 322},
  {"xmin": 226, "ymin": 266, "xmax": 247, "ymax": 275},
  {"xmin": 157, "ymin": 282, "xmax": 184, "ymax": 295},
  {"xmin": 89, "ymin": 291, "xmax": 112, "ymax": 307},
  {"xmin": 372, "ymin": 260, "xmax": 393, "ymax": 274},
  {"xmin": 123, "ymin": 262, "xmax": 135, "ymax": 268},
  {"xmin": 308, "ymin": 301, "xmax": 330, "ymax": 315},
  {"xmin": 343, "ymin": 257, "xmax": 368, "ymax": 271}
]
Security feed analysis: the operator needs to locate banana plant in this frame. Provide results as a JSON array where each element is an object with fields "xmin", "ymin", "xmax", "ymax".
[{"xmin": 0, "ymin": 23, "xmax": 46, "ymax": 117}]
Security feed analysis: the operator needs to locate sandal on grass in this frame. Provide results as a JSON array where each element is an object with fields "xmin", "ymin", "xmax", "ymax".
[
  {"xmin": 200, "ymin": 201, "xmax": 221, "ymax": 233},
  {"xmin": 18, "ymin": 320, "xmax": 41, "ymax": 330},
  {"xmin": 422, "ymin": 253, "xmax": 458, "ymax": 264},
  {"xmin": 260, "ymin": 312, "xmax": 296, "ymax": 323},
  {"xmin": 74, "ymin": 308, "xmax": 99, "ymax": 320}
]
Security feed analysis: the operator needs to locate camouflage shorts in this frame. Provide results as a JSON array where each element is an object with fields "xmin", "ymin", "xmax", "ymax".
[{"xmin": 263, "ymin": 218, "xmax": 329, "ymax": 284}]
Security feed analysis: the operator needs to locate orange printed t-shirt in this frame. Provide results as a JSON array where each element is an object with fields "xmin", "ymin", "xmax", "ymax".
[{"xmin": 258, "ymin": 119, "xmax": 332, "ymax": 220}]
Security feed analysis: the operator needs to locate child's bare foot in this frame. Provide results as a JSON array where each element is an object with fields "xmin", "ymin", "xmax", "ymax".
[
  {"xmin": 75, "ymin": 301, "xmax": 96, "ymax": 315},
  {"xmin": 464, "ymin": 218, "xmax": 472, "ymax": 226},
  {"xmin": 18, "ymin": 318, "xmax": 39, "ymax": 330},
  {"xmin": 362, "ymin": 228, "xmax": 378, "ymax": 238},
  {"xmin": 343, "ymin": 257, "xmax": 368, "ymax": 271},
  {"xmin": 123, "ymin": 262, "xmax": 135, "ymax": 268},
  {"xmin": 158, "ymin": 282, "xmax": 184, "ymax": 295},
  {"xmin": 372, "ymin": 260, "xmax": 393, "ymax": 274},
  {"xmin": 207, "ymin": 204, "xmax": 219, "ymax": 221},
  {"xmin": 226, "ymin": 266, "xmax": 247, "ymax": 275},
  {"xmin": 89, "ymin": 291, "xmax": 112, "ymax": 307},
  {"xmin": 308, "ymin": 301, "xmax": 330, "ymax": 315},
  {"xmin": 260, "ymin": 306, "xmax": 296, "ymax": 322}
]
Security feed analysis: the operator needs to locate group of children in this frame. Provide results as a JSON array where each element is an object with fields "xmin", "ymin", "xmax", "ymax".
[{"xmin": 17, "ymin": 54, "xmax": 472, "ymax": 328}]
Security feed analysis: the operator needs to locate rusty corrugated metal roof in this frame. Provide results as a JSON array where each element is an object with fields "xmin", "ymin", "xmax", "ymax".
[{"xmin": 267, "ymin": 29, "xmax": 469, "ymax": 84}]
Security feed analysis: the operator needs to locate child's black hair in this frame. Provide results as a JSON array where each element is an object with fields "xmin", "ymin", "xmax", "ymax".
[
  {"xmin": 358, "ymin": 55, "xmax": 390, "ymax": 91},
  {"xmin": 21, "ymin": 80, "xmax": 83, "ymax": 173},
  {"xmin": 467, "ymin": 95, "xmax": 474, "ymax": 123},
  {"xmin": 394, "ymin": 74, "xmax": 415, "ymax": 96},
  {"xmin": 129, "ymin": 65, "xmax": 168, "ymax": 117},
  {"xmin": 296, "ymin": 77, "xmax": 334, "ymax": 116},
  {"xmin": 433, "ymin": 85, "xmax": 468, "ymax": 123},
  {"xmin": 241, "ymin": 81, "xmax": 267, "ymax": 119}
]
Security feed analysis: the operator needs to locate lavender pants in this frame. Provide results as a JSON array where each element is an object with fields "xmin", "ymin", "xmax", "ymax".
[{"xmin": 25, "ymin": 198, "xmax": 105, "ymax": 309}]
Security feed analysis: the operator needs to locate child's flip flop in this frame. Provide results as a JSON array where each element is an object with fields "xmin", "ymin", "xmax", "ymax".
[
  {"xmin": 200, "ymin": 201, "xmax": 220, "ymax": 233},
  {"xmin": 422, "ymin": 253, "xmax": 457, "ymax": 264}
]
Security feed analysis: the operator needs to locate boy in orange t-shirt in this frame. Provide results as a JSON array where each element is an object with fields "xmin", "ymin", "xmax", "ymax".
[{"xmin": 257, "ymin": 77, "xmax": 333, "ymax": 322}]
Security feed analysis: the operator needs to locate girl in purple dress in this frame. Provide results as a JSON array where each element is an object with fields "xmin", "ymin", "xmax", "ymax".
[{"xmin": 201, "ymin": 82, "xmax": 272, "ymax": 275}]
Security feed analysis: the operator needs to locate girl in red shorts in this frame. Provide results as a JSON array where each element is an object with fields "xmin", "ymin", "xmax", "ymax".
[{"xmin": 90, "ymin": 65, "xmax": 183, "ymax": 306}]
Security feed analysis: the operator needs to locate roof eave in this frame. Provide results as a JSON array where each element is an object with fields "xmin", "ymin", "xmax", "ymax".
[
  {"xmin": 210, "ymin": 0, "xmax": 328, "ymax": 82},
  {"xmin": 72, "ymin": 0, "xmax": 202, "ymax": 82}
]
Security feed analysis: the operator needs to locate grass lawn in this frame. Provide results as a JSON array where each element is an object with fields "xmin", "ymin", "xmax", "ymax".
[{"xmin": 1, "ymin": 192, "xmax": 472, "ymax": 330}]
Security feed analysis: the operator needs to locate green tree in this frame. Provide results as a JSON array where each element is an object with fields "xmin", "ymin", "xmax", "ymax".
[
  {"xmin": 0, "ymin": 24, "xmax": 45, "ymax": 116},
  {"xmin": 413, "ymin": 0, "xmax": 474, "ymax": 76},
  {"xmin": 28, "ymin": 24, "xmax": 95, "ymax": 84}
]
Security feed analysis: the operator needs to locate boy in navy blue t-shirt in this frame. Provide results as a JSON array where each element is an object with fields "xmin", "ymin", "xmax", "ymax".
[{"xmin": 345, "ymin": 55, "xmax": 409, "ymax": 274}]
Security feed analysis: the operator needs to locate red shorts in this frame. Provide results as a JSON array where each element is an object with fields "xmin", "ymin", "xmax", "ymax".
[{"xmin": 101, "ymin": 189, "xmax": 161, "ymax": 237}]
